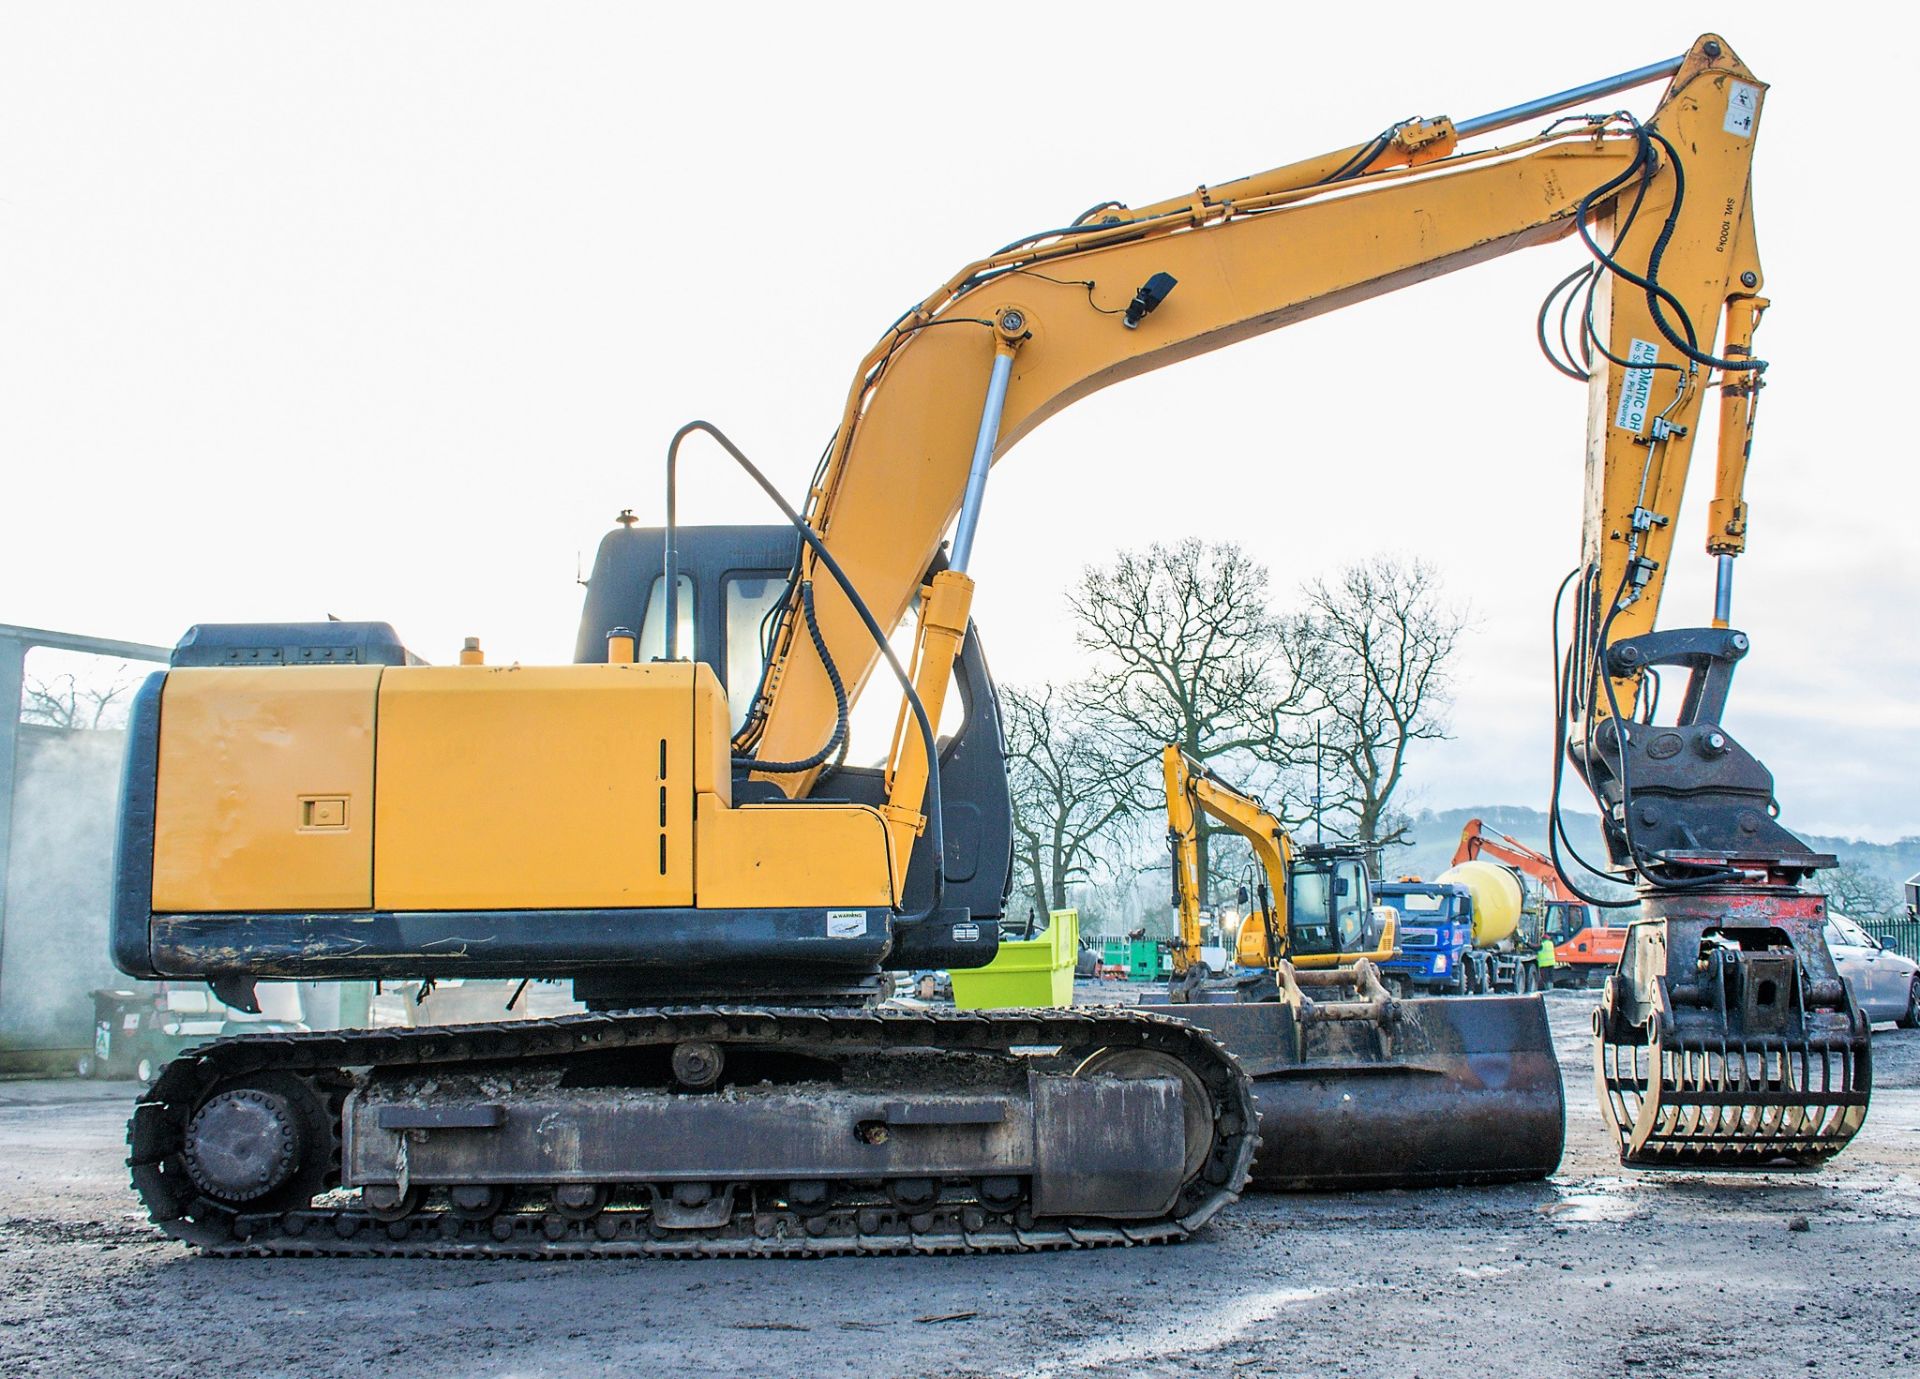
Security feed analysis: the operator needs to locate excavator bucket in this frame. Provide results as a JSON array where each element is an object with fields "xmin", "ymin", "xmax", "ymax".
[
  {"xmin": 1150, "ymin": 962, "xmax": 1565, "ymax": 1190},
  {"xmin": 1594, "ymin": 890, "xmax": 1871, "ymax": 1169}
]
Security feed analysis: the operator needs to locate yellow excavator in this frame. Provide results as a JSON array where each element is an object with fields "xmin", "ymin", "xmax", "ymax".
[
  {"xmin": 114, "ymin": 34, "xmax": 1865, "ymax": 1256},
  {"xmin": 1153, "ymin": 745, "xmax": 1565, "ymax": 1189},
  {"xmin": 1161, "ymin": 745, "xmax": 1400, "ymax": 998}
]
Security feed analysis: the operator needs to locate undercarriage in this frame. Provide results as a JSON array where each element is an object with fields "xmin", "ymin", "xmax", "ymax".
[{"xmin": 128, "ymin": 1006, "xmax": 1257, "ymax": 1258}]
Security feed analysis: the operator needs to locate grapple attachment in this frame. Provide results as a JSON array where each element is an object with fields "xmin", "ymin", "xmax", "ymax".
[
  {"xmin": 1594, "ymin": 887, "xmax": 1871, "ymax": 1169},
  {"xmin": 1155, "ymin": 961, "xmax": 1565, "ymax": 1190}
]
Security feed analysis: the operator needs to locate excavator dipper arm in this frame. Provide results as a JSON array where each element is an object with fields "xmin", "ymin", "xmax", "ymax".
[{"xmin": 1163, "ymin": 745, "xmax": 1293, "ymax": 979}]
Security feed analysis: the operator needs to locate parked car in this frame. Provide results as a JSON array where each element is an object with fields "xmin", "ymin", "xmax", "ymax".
[{"xmin": 1825, "ymin": 913, "xmax": 1920, "ymax": 1027}]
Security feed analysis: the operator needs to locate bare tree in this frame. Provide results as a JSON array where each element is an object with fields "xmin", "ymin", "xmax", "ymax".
[
  {"xmin": 21, "ymin": 673, "xmax": 136, "ymax": 731},
  {"xmin": 1290, "ymin": 557, "xmax": 1463, "ymax": 849},
  {"xmin": 1816, "ymin": 861, "xmax": 1900, "ymax": 920},
  {"xmin": 1070, "ymin": 540, "xmax": 1313, "ymax": 903},
  {"xmin": 1002, "ymin": 683, "xmax": 1137, "ymax": 921}
]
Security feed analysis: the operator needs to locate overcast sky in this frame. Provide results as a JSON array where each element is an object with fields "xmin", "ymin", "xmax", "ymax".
[{"xmin": 3, "ymin": 3, "xmax": 1915, "ymax": 840}]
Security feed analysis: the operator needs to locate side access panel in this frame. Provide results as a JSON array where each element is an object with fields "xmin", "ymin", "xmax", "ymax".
[
  {"xmin": 374, "ymin": 664, "xmax": 703, "ymax": 910},
  {"xmin": 151, "ymin": 666, "xmax": 380, "ymax": 913}
]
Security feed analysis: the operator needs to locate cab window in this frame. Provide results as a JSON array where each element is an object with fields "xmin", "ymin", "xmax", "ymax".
[
  {"xmin": 637, "ymin": 574, "xmax": 695, "ymax": 663},
  {"xmin": 1546, "ymin": 902, "xmax": 1590, "ymax": 943},
  {"xmin": 1290, "ymin": 860, "xmax": 1367, "ymax": 955},
  {"xmin": 723, "ymin": 574, "xmax": 788, "ymax": 731},
  {"xmin": 1333, "ymin": 860, "xmax": 1367, "ymax": 952},
  {"xmin": 1291, "ymin": 868, "xmax": 1334, "ymax": 953}
]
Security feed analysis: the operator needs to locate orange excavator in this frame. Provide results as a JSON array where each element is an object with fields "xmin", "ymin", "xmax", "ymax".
[{"xmin": 1454, "ymin": 820, "xmax": 1626, "ymax": 987}]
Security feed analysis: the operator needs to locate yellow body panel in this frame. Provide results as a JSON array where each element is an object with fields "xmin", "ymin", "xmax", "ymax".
[
  {"xmin": 693, "ymin": 667, "xmax": 732, "ymax": 808},
  {"xmin": 150, "ymin": 658, "xmax": 898, "ymax": 916},
  {"xmin": 152, "ymin": 666, "xmax": 380, "ymax": 913},
  {"xmin": 1235, "ymin": 910, "xmax": 1396, "ymax": 969},
  {"xmin": 373, "ymin": 663, "xmax": 712, "ymax": 911},
  {"xmin": 694, "ymin": 803, "xmax": 895, "ymax": 910}
]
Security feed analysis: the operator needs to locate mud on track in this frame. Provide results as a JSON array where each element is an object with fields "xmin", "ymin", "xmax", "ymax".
[{"xmin": 3, "ymin": 994, "xmax": 1916, "ymax": 1379}]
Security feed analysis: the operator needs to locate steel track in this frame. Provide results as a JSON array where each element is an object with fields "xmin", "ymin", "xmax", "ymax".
[{"xmin": 127, "ymin": 1005, "xmax": 1258, "ymax": 1258}]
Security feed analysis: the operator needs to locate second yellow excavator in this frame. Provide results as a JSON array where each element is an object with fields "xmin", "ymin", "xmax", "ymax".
[
  {"xmin": 1151, "ymin": 746, "xmax": 1565, "ymax": 1190},
  {"xmin": 111, "ymin": 34, "xmax": 1865, "ymax": 1257}
]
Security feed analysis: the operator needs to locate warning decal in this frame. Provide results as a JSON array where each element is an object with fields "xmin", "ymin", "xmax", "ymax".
[
  {"xmin": 827, "ymin": 910, "xmax": 868, "ymax": 938},
  {"xmin": 1724, "ymin": 81, "xmax": 1760, "ymax": 138},
  {"xmin": 1613, "ymin": 338, "xmax": 1660, "ymax": 433}
]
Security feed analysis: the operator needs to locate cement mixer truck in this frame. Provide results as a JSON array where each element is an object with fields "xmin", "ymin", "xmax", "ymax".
[{"xmin": 1376, "ymin": 860, "xmax": 1546, "ymax": 996}]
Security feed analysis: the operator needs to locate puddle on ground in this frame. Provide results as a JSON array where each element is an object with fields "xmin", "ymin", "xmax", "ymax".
[
  {"xmin": 1540, "ymin": 1178, "xmax": 1640, "ymax": 1223},
  {"xmin": 1026, "ymin": 1286, "xmax": 1329, "ymax": 1378}
]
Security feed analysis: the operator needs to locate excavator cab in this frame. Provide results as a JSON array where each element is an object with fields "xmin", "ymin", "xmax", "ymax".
[
  {"xmin": 1284, "ymin": 851, "xmax": 1372, "ymax": 958},
  {"xmin": 573, "ymin": 519, "xmax": 1018, "ymax": 961},
  {"xmin": 571, "ymin": 520, "xmax": 800, "ymax": 724}
]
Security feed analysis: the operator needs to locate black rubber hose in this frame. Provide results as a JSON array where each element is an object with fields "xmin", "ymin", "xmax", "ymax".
[
  {"xmin": 1639, "ymin": 129, "xmax": 1766, "ymax": 374},
  {"xmin": 1546, "ymin": 567, "xmax": 1636, "ymax": 909},
  {"xmin": 1537, "ymin": 264, "xmax": 1596, "ymax": 382},
  {"xmin": 664, "ymin": 420, "xmax": 947, "ymax": 917},
  {"xmin": 733, "ymin": 581, "xmax": 847, "ymax": 774}
]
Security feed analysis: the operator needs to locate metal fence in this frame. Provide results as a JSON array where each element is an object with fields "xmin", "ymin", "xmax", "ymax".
[{"xmin": 1859, "ymin": 917, "xmax": 1920, "ymax": 964}]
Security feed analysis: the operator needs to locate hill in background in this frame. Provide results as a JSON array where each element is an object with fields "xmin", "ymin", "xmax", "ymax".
[{"xmin": 1388, "ymin": 806, "xmax": 1920, "ymax": 898}]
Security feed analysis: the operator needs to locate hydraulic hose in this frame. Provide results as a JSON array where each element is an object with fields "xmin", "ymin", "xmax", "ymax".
[
  {"xmin": 733, "ymin": 581, "xmax": 847, "ymax": 775},
  {"xmin": 663, "ymin": 419, "xmax": 947, "ymax": 918}
]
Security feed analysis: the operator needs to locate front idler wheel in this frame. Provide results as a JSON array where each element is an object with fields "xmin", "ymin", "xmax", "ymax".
[{"xmin": 180, "ymin": 1071, "xmax": 334, "ymax": 1213}]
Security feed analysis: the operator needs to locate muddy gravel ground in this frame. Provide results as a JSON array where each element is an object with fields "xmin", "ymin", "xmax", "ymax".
[{"xmin": 3, "ymin": 994, "xmax": 1916, "ymax": 1379}]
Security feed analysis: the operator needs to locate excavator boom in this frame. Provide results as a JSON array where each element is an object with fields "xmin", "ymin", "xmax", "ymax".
[{"xmin": 747, "ymin": 40, "xmax": 1746, "ymax": 797}]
